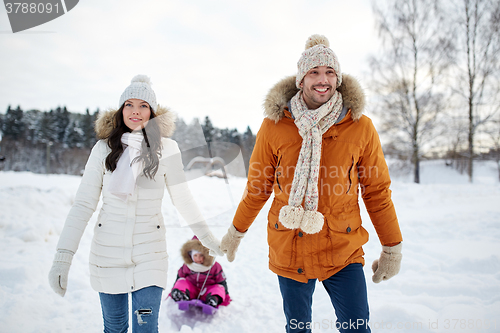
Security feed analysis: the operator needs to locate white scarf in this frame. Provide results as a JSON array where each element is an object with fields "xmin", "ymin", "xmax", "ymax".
[
  {"xmin": 108, "ymin": 132, "xmax": 144, "ymax": 201},
  {"xmin": 278, "ymin": 90, "xmax": 343, "ymax": 234},
  {"xmin": 186, "ymin": 262, "xmax": 211, "ymax": 273}
]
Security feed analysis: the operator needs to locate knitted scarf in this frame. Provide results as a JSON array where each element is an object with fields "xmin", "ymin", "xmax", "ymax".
[
  {"xmin": 278, "ymin": 89, "xmax": 343, "ymax": 234},
  {"xmin": 108, "ymin": 132, "xmax": 144, "ymax": 201}
]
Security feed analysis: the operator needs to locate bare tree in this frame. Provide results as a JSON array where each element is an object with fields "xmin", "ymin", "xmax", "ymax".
[
  {"xmin": 442, "ymin": 113, "xmax": 469, "ymax": 174},
  {"xmin": 369, "ymin": 0, "xmax": 452, "ymax": 183},
  {"xmin": 447, "ymin": 0, "xmax": 500, "ymax": 182}
]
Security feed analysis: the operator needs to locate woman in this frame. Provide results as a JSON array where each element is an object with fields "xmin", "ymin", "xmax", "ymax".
[{"xmin": 48, "ymin": 75, "xmax": 223, "ymax": 332}]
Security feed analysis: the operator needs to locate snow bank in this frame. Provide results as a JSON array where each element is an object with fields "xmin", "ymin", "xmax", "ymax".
[{"xmin": 0, "ymin": 161, "xmax": 499, "ymax": 332}]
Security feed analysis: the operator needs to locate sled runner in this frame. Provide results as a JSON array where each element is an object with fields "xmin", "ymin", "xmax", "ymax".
[{"xmin": 176, "ymin": 299, "xmax": 218, "ymax": 315}]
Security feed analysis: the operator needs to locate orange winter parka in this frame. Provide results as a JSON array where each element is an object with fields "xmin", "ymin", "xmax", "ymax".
[{"xmin": 232, "ymin": 74, "xmax": 403, "ymax": 283}]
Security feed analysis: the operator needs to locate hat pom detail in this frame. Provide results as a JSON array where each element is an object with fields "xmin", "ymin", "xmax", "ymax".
[
  {"xmin": 279, "ymin": 205, "xmax": 304, "ymax": 229},
  {"xmin": 300, "ymin": 211, "xmax": 324, "ymax": 234},
  {"xmin": 305, "ymin": 34, "xmax": 330, "ymax": 50},
  {"xmin": 131, "ymin": 74, "xmax": 152, "ymax": 85}
]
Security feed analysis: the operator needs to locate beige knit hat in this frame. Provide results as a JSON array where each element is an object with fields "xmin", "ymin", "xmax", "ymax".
[
  {"xmin": 296, "ymin": 34, "xmax": 342, "ymax": 89},
  {"xmin": 119, "ymin": 75, "xmax": 158, "ymax": 112}
]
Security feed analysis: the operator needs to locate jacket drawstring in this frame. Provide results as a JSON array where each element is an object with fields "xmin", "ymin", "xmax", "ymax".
[{"xmin": 196, "ymin": 263, "xmax": 214, "ymax": 300}]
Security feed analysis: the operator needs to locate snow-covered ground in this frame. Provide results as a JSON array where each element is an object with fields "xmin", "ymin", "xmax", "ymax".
[{"xmin": 1, "ymin": 160, "xmax": 499, "ymax": 333}]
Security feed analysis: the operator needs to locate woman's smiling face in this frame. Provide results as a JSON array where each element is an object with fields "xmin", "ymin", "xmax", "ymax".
[{"xmin": 122, "ymin": 99, "xmax": 151, "ymax": 131}]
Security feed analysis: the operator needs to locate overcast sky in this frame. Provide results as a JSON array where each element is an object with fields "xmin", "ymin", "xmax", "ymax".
[{"xmin": 0, "ymin": 0, "xmax": 380, "ymax": 133}]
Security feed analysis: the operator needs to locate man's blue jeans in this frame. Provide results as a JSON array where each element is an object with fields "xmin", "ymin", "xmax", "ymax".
[
  {"xmin": 278, "ymin": 263, "xmax": 371, "ymax": 333},
  {"xmin": 99, "ymin": 286, "xmax": 163, "ymax": 333}
]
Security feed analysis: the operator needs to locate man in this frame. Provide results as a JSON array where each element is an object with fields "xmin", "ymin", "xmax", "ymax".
[{"xmin": 220, "ymin": 34, "xmax": 403, "ymax": 333}]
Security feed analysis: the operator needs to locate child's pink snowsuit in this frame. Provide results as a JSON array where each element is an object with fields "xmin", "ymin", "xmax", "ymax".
[
  {"xmin": 171, "ymin": 236, "xmax": 231, "ymax": 307},
  {"xmin": 172, "ymin": 262, "xmax": 230, "ymax": 306}
]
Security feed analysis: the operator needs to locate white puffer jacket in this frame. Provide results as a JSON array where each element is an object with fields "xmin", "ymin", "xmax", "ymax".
[{"xmin": 56, "ymin": 106, "xmax": 206, "ymax": 294}]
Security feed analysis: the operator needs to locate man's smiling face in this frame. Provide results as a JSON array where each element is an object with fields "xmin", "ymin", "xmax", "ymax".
[{"xmin": 300, "ymin": 66, "xmax": 337, "ymax": 110}]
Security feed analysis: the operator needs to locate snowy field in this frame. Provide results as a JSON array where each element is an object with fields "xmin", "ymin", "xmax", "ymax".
[{"xmin": 0, "ymin": 160, "xmax": 499, "ymax": 333}]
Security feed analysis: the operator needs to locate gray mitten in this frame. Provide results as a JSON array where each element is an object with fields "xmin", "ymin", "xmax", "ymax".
[
  {"xmin": 372, "ymin": 243, "xmax": 402, "ymax": 283},
  {"xmin": 48, "ymin": 250, "xmax": 74, "ymax": 297},
  {"xmin": 220, "ymin": 224, "xmax": 246, "ymax": 262}
]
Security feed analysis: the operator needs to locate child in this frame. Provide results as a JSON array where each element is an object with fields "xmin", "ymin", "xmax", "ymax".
[
  {"xmin": 48, "ymin": 75, "xmax": 223, "ymax": 333},
  {"xmin": 171, "ymin": 236, "xmax": 231, "ymax": 308}
]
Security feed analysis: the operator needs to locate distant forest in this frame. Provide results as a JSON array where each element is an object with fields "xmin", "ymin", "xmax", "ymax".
[{"xmin": 0, "ymin": 105, "xmax": 256, "ymax": 177}]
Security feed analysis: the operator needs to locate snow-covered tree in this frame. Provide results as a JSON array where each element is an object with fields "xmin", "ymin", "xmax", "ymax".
[
  {"xmin": 2, "ymin": 105, "xmax": 25, "ymax": 140},
  {"xmin": 64, "ymin": 117, "xmax": 85, "ymax": 148}
]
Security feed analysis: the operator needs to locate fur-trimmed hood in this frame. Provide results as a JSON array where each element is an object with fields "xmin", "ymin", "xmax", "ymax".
[
  {"xmin": 94, "ymin": 105, "xmax": 176, "ymax": 139},
  {"xmin": 180, "ymin": 237, "xmax": 215, "ymax": 268},
  {"xmin": 263, "ymin": 74, "xmax": 365, "ymax": 123}
]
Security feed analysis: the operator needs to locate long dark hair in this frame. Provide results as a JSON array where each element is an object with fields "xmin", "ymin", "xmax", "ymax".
[{"xmin": 105, "ymin": 104, "xmax": 162, "ymax": 179}]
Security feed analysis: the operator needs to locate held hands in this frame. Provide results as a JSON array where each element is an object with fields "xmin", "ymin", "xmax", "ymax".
[
  {"xmin": 372, "ymin": 243, "xmax": 402, "ymax": 283},
  {"xmin": 220, "ymin": 224, "xmax": 246, "ymax": 262},
  {"xmin": 48, "ymin": 250, "xmax": 74, "ymax": 297},
  {"xmin": 199, "ymin": 232, "xmax": 224, "ymax": 257}
]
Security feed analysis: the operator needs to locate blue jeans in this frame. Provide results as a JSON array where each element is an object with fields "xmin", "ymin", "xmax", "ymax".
[
  {"xmin": 99, "ymin": 286, "xmax": 163, "ymax": 333},
  {"xmin": 278, "ymin": 264, "xmax": 371, "ymax": 333}
]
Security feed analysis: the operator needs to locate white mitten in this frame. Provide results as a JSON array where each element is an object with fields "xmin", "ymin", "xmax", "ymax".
[
  {"xmin": 372, "ymin": 243, "xmax": 402, "ymax": 283},
  {"xmin": 48, "ymin": 250, "xmax": 74, "ymax": 297},
  {"xmin": 220, "ymin": 224, "xmax": 246, "ymax": 262},
  {"xmin": 198, "ymin": 232, "xmax": 224, "ymax": 257}
]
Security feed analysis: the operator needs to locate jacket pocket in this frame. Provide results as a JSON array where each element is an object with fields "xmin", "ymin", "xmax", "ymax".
[
  {"xmin": 346, "ymin": 157, "xmax": 354, "ymax": 194},
  {"xmin": 95, "ymin": 210, "xmax": 108, "ymax": 230},
  {"xmin": 155, "ymin": 213, "xmax": 166, "ymax": 236},
  {"xmin": 275, "ymin": 155, "xmax": 283, "ymax": 192},
  {"xmin": 267, "ymin": 200, "xmax": 296, "ymax": 268},
  {"xmin": 325, "ymin": 207, "xmax": 363, "ymax": 266},
  {"xmin": 133, "ymin": 214, "xmax": 166, "ymax": 246},
  {"xmin": 325, "ymin": 205, "xmax": 362, "ymax": 234},
  {"xmin": 346, "ymin": 153, "xmax": 361, "ymax": 195},
  {"xmin": 268, "ymin": 222, "xmax": 296, "ymax": 268},
  {"xmin": 93, "ymin": 210, "xmax": 110, "ymax": 246}
]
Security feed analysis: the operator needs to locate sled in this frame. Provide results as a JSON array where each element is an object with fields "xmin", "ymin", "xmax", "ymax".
[{"xmin": 176, "ymin": 299, "xmax": 218, "ymax": 315}]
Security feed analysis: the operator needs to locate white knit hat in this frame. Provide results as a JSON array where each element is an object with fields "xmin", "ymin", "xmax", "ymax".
[
  {"xmin": 296, "ymin": 34, "xmax": 342, "ymax": 89},
  {"xmin": 119, "ymin": 75, "xmax": 158, "ymax": 112},
  {"xmin": 189, "ymin": 249, "xmax": 202, "ymax": 262}
]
